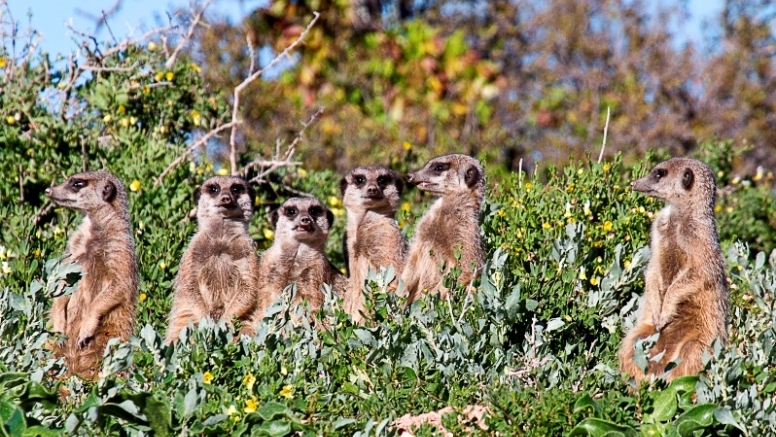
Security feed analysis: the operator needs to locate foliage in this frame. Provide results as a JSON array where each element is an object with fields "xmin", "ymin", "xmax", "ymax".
[{"xmin": 1, "ymin": 2, "xmax": 776, "ymax": 436}]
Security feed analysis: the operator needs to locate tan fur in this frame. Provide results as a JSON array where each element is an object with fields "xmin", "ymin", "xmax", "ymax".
[
  {"xmin": 620, "ymin": 158, "xmax": 729, "ymax": 383},
  {"xmin": 165, "ymin": 176, "xmax": 260, "ymax": 344},
  {"xmin": 401, "ymin": 154, "xmax": 485, "ymax": 303},
  {"xmin": 246, "ymin": 197, "xmax": 346, "ymax": 327},
  {"xmin": 340, "ymin": 166, "xmax": 407, "ymax": 323},
  {"xmin": 45, "ymin": 171, "xmax": 138, "ymax": 378}
]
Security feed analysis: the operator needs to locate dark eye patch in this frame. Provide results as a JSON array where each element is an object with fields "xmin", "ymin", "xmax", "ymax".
[
  {"xmin": 285, "ymin": 206, "xmax": 298, "ymax": 217},
  {"xmin": 230, "ymin": 184, "xmax": 245, "ymax": 194},
  {"xmin": 69, "ymin": 178, "xmax": 88, "ymax": 191},
  {"xmin": 308, "ymin": 206, "xmax": 323, "ymax": 217},
  {"xmin": 353, "ymin": 175, "xmax": 366, "ymax": 187},
  {"xmin": 432, "ymin": 163, "xmax": 450, "ymax": 173},
  {"xmin": 207, "ymin": 184, "xmax": 220, "ymax": 195},
  {"xmin": 654, "ymin": 169, "xmax": 667, "ymax": 180},
  {"xmin": 377, "ymin": 175, "xmax": 391, "ymax": 186}
]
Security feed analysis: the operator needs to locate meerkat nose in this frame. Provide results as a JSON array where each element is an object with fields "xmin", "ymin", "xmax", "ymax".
[
  {"xmin": 45, "ymin": 188, "xmax": 53, "ymax": 197},
  {"xmin": 407, "ymin": 173, "xmax": 414, "ymax": 183},
  {"xmin": 367, "ymin": 186, "xmax": 379, "ymax": 195}
]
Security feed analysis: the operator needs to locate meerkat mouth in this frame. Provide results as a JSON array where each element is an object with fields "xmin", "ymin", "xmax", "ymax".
[{"xmin": 295, "ymin": 224, "xmax": 314, "ymax": 233}]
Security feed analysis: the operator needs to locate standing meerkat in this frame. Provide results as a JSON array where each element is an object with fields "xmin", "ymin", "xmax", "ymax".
[
  {"xmin": 340, "ymin": 166, "xmax": 407, "ymax": 323},
  {"xmin": 246, "ymin": 197, "xmax": 346, "ymax": 326},
  {"xmin": 619, "ymin": 157, "xmax": 729, "ymax": 383},
  {"xmin": 45, "ymin": 171, "xmax": 138, "ymax": 378},
  {"xmin": 165, "ymin": 176, "xmax": 260, "ymax": 344},
  {"xmin": 401, "ymin": 154, "xmax": 485, "ymax": 303}
]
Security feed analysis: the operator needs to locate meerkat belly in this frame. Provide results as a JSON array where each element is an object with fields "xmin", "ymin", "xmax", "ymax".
[{"xmin": 198, "ymin": 252, "xmax": 242, "ymax": 319}]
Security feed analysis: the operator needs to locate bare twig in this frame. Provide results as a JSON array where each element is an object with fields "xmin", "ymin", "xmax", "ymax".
[
  {"xmin": 165, "ymin": 0, "xmax": 212, "ymax": 69},
  {"xmin": 154, "ymin": 121, "xmax": 240, "ymax": 187},
  {"xmin": 80, "ymin": 62, "xmax": 139, "ymax": 73},
  {"xmin": 34, "ymin": 202, "xmax": 55, "ymax": 225},
  {"xmin": 229, "ymin": 12, "xmax": 321, "ymax": 174},
  {"xmin": 597, "ymin": 106, "xmax": 611, "ymax": 164},
  {"xmin": 18, "ymin": 164, "xmax": 24, "ymax": 202}
]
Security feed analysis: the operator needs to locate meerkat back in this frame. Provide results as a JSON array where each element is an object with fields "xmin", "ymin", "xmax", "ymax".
[
  {"xmin": 340, "ymin": 166, "xmax": 406, "ymax": 323},
  {"xmin": 45, "ymin": 171, "xmax": 138, "ymax": 378},
  {"xmin": 250, "ymin": 197, "xmax": 345, "ymax": 323},
  {"xmin": 165, "ymin": 176, "xmax": 260, "ymax": 344},
  {"xmin": 619, "ymin": 157, "xmax": 728, "ymax": 383},
  {"xmin": 401, "ymin": 154, "xmax": 485, "ymax": 303}
]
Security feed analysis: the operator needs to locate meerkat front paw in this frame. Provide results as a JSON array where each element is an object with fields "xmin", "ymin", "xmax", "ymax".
[
  {"xmin": 76, "ymin": 320, "xmax": 98, "ymax": 349},
  {"xmin": 653, "ymin": 313, "xmax": 670, "ymax": 331}
]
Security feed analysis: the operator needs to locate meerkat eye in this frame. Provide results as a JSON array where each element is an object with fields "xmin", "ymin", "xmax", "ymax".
[
  {"xmin": 207, "ymin": 185, "xmax": 220, "ymax": 194},
  {"xmin": 308, "ymin": 206, "xmax": 323, "ymax": 217},
  {"xmin": 354, "ymin": 175, "xmax": 366, "ymax": 186},
  {"xmin": 432, "ymin": 163, "xmax": 450, "ymax": 173},
  {"xmin": 69, "ymin": 179, "xmax": 87, "ymax": 189},
  {"xmin": 654, "ymin": 169, "xmax": 667, "ymax": 180},
  {"xmin": 230, "ymin": 184, "xmax": 244, "ymax": 195},
  {"xmin": 285, "ymin": 207, "xmax": 298, "ymax": 217},
  {"xmin": 377, "ymin": 175, "xmax": 391, "ymax": 186}
]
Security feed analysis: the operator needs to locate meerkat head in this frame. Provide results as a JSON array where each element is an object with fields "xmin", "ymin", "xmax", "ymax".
[
  {"xmin": 631, "ymin": 158, "xmax": 716, "ymax": 208},
  {"xmin": 45, "ymin": 171, "xmax": 128, "ymax": 216},
  {"xmin": 271, "ymin": 197, "xmax": 334, "ymax": 246},
  {"xmin": 194, "ymin": 176, "xmax": 255, "ymax": 224},
  {"xmin": 407, "ymin": 154, "xmax": 485, "ymax": 198},
  {"xmin": 339, "ymin": 166, "xmax": 403, "ymax": 214}
]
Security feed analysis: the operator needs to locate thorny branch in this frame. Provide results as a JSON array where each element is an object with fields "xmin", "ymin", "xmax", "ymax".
[{"xmin": 228, "ymin": 11, "xmax": 321, "ymax": 174}]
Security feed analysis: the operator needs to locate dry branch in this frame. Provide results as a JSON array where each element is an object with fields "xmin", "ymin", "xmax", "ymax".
[
  {"xmin": 597, "ymin": 106, "xmax": 611, "ymax": 164},
  {"xmin": 165, "ymin": 0, "xmax": 212, "ymax": 69}
]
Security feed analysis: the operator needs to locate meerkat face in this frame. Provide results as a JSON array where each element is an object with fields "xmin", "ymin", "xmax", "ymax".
[
  {"xmin": 45, "ymin": 171, "xmax": 127, "ymax": 213},
  {"xmin": 631, "ymin": 158, "xmax": 716, "ymax": 204},
  {"xmin": 407, "ymin": 154, "xmax": 484, "ymax": 196},
  {"xmin": 194, "ymin": 176, "xmax": 255, "ymax": 222},
  {"xmin": 340, "ymin": 166, "xmax": 403, "ymax": 213},
  {"xmin": 271, "ymin": 197, "xmax": 334, "ymax": 244}
]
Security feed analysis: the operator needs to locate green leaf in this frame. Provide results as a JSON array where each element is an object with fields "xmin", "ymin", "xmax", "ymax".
[
  {"xmin": 0, "ymin": 401, "xmax": 27, "ymax": 436},
  {"xmin": 713, "ymin": 408, "xmax": 745, "ymax": 432},
  {"xmin": 257, "ymin": 420, "xmax": 291, "ymax": 437},
  {"xmin": 256, "ymin": 402, "xmax": 293, "ymax": 421},
  {"xmin": 672, "ymin": 404, "xmax": 716, "ymax": 436},
  {"xmin": 22, "ymin": 425, "xmax": 64, "ymax": 437},
  {"xmin": 332, "ymin": 417, "xmax": 356, "ymax": 429},
  {"xmin": 183, "ymin": 388, "xmax": 198, "ymax": 418},
  {"xmin": 568, "ymin": 418, "xmax": 637, "ymax": 437},
  {"xmin": 526, "ymin": 299, "xmax": 539, "ymax": 311},
  {"xmin": 572, "ymin": 393, "xmax": 600, "ymax": 417},
  {"xmin": 646, "ymin": 388, "xmax": 677, "ymax": 423},
  {"xmin": 666, "ymin": 375, "xmax": 698, "ymax": 394}
]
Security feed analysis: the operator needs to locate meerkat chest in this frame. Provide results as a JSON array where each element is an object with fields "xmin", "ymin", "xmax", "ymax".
[{"xmin": 652, "ymin": 207, "xmax": 688, "ymax": 289}]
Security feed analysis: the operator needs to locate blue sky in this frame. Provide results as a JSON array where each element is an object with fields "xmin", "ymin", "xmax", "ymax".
[{"xmin": 9, "ymin": 0, "xmax": 725, "ymax": 58}]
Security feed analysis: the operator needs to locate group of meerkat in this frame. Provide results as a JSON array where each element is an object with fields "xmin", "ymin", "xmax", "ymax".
[{"xmin": 44, "ymin": 154, "xmax": 727, "ymax": 384}]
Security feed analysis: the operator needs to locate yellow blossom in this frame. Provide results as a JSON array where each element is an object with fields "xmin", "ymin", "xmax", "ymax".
[
  {"xmin": 497, "ymin": 210, "xmax": 505, "ymax": 217},
  {"xmin": 726, "ymin": 206, "xmax": 733, "ymax": 213},
  {"xmin": 525, "ymin": 182, "xmax": 533, "ymax": 190},
  {"xmin": 280, "ymin": 366, "xmax": 288, "ymax": 376},
  {"xmin": 226, "ymin": 405, "xmax": 237, "ymax": 416},
  {"xmin": 577, "ymin": 168, "xmax": 584, "ymax": 175},
  {"xmin": 714, "ymin": 205, "xmax": 722, "ymax": 213},
  {"xmin": 190, "ymin": 63, "xmax": 201, "ymax": 73},
  {"xmin": 297, "ymin": 168, "xmax": 308, "ymax": 178},
  {"xmin": 202, "ymin": 371, "xmax": 214, "ymax": 384},
  {"xmin": 731, "ymin": 176, "xmax": 740, "ymax": 185},
  {"xmin": 753, "ymin": 167, "xmax": 763, "ymax": 181},
  {"xmin": 602, "ymin": 164, "xmax": 610, "ymax": 172},
  {"xmin": 53, "ymin": 226, "xmax": 64, "ymax": 237},
  {"xmin": 6, "ymin": 116, "xmax": 16, "ymax": 125},
  {"xmin": 130, "ymin": 116, "xmax": 138, "ymax": 125},
  {"xmin": 717, "ymin": 171, "xmax": 724, "ymax": 178},
  {"xmin": 331, "ymin": 207, "xmax": 345, "ymax": 217},
  {"xmin": 242, "ymin": 373, "xmax": 256, "ymax": 390},
  {"xmin": 217, "ymin": 168, "xmax": 229, "ymax": 176},
  {"xmin": 118, "ymin": 105, "xmax": 126, "ymax": 114},
  {"xmin": 590, "ymin": 277, "xmax": 599, "ymax": 286},
  {"xmin": 129, "ymin": 180, "xmax": 141, "ymax": 192},
  {"xmin": 119, "ymin": 118, "xmax": 130, "ymax": 128},
  {"xmin": 0, "ymin": 57, "xmax": 5, "ymax": 68},
  {"xmin": 33, "ymin": 249, "xmax": 41, "ymax": 259},
  {"xmin": 403, "ymin": 141, "xmax": 412, "ymax": 151},
  {"xmin": 579, "ymin": 269, "xmax": 587, "ymax": 280},
  {"xmin": 638, "ymin": 206, "xmax": 645, "ymax": 214},
  {"xmin": 401, "ymin": 202, "xmax": 411, "ymax": 212},
  {"xmin": 1, "ymin": 261, "xmax": 11, "ymax": 275},
  {"xmin": 328, "ymin": 196, "xmax": 341, "ymax": 207},
  {"xmin": 624, "ymin": 260, "xmax": 631, "ymax": 270},
  {"xmin": 279, "ymin": 385, "xmax": 294, "ymax": 399},
  {"xmin": 542, "ymin": 222, "xmax": 551, "ymax": 230},
  {"xmin": 189, "ymin": 162, "xmax": 196, "ymax": 172},
  {"xmin": 263, "ymin": 229, "xmax": 274, "ymax": 240},
  {"xmin": 154, "ymin": 72, "xmax": 164, "ymax": 81},
  {"xmin": 602, "ymin": 221, "xmax": 613, "ymax": 232},
  {"xmin": 165, "ymin": 71, "xmax": 175, "ymax": 81},
  {"xmin": 148, "ymin": 41, "xmax": 157, "ymax": 51},
  {"xmin": 103, "ymin": 114, "xmax": 112, "ymax": 123},
  {"xmin": 139, "ymin": 293, "xmax": 147, "ymax": 302},
  {"xmin": 244, "ymin": 397, "xmax": 258, "ymax": 413},
  {"xmin": 160, "ymin": 261, "xmax": 166, "ymax": 270},
  {"xmin": 143, "ymin": 86, "xmax": 150, "ymax": 94}
]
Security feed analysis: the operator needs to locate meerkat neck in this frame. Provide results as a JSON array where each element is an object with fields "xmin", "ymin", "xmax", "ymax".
[
  {"xmin": 86, "ymin": 206, "xmax": 130, "ymax": 232},
  {"xmin": 200, "ymin": 217, "xmax": 249, "ymax": 236}
]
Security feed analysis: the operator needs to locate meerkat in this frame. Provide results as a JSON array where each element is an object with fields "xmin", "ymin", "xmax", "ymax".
[
  {"xmin": 246, "ymin": 197, "xmax": 346, "ymax": 326},
  {"xmin": 45, "ymin": 171, "xmax": 138, "ymax": 378},
  {"xmin": 165, "ymin": 176, "xmax": 260, "ymax": 344},
  {"xmin": 619, "ymin": 157, "xmax": 729, "ymax": 383},
  {"xmin": 401, "ymin": 154, "xmax": 485, "ymax": 303},
  {"xmin": 340, "ymin": 166, "xmax": 407, "ymax": 323}
]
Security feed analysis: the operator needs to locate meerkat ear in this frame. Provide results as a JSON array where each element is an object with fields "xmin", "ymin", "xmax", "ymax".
[
  {"xmin": 326, "ymin": 209, "xmax": 335, "ymax": 228},
  {"xmin": 270, "ymin": 209, "xmax": 280, "ymax": 228},
  {"xmin": 339, "ymin": 176, "xmax": 349, "ymax": 195},
  {"xmin": 193, "ymin": 186, "xmax": 202, "ymax": 205},
  {"xmin": 464, "ymin": 165, "xmax": 481, "ymax": 188},
  {"xmin": 682, "ymin": 168, "xmax": 694, "ymax": 190},
  {"xmin": 102, "ymin": 180, "xmax": 116, "ymax": 202}
]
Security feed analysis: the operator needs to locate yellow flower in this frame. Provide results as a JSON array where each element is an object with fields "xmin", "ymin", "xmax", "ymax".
[
  {"xmin": 159, "ymin": 261, "xmax": 166, "ymax": 270},
  {"xmin": 130, "ymin": 116, "xmax": 138, "ymax": 125},
  {"xmin": 524, "ymin": 182, "xmax": 533, "ymax": 190},
  {"xmin": 577, "ymin": 168, "xmax": 584, "ymax": 175},
  {"xmin": 624, "ymin": 260, "xmax": 631, "ymax": 270},
  {"xmin": 33, "ymin": 249, "xmax": 41, "ymax": 259},
  {"xmin": 731, "ymin": 176, "xmax": 740, "ymax": 185},
  {"xmin": 602, "ymin": 221, "xmax": 613, "ymax": 232},
  {"xmin": 118, "ymin": 105, "xmax": 126, "ymax": 114},
  {"xmin": 202, "ymin": 371, "xmax": 214, "ymax": 384},
  {"xmin": 331, "ymin": 207, "xmax": 345, "ymax": 217},
  {"xmin": 497, "ymin": 210, "xmax": 505, "ymax": 217},
  {"xmin": 726, "ymin": 206, "xmax": 733, "ymax": 213},
  {"xmin": 602, "ymin": 164, "xmax": 610, "ymax": 172},
  {"xmin": 242, "ymin": 373, "xmax": 256, "ymax": 390},
  {"xmin": 103, "ymin": 114, "xmax": 112, "ymax": 123},
  {"xmin": 189, "ymin": 162, "xmax": 196, "ymax": 172},
  {"xmin": 403, "ymin": 141, "xmax": 412, "ymax": 151},
  {"xmin": 139, "ymin": 293, "xmax": 147, "ymax": 302},
  {"xmin": 714, "ymin": 204, "xmax": 722, "ymax": 213},
  {"xmin": 148, "ymin": 41, "xmax": 157, "ymax": 51},
  {"xmin": 217, "ymin": 168, "xmax": 229, "ymax": 176},
  {"xmin": 129, "ymin": 180, "xmax": 141, "ymax": 192},
  {"xmin": 226, "ymin": 405, "xmax": 237, "ymax": 416},
  {"xmin": 263, "ymin": 229, "xmax": 274, "ymax": 240},
  {"xmin": 590, "ymin": 277, "xmax": 599, "ymax": 286},
  {"xmin": 154, "ymin": 72, "xmax": 164, "ymax": 81},
  {"xmin": 119, "ymin": 118, "xmax": 130, "ymax": 128},
  {"xmin": 280, "ymin": 366, "xmax": 288, "ymax": 376},
  {"xmin": 297, "ymin": 168, "xmax": 308, "ymax": 178},
  {"xmin": 190, "ymin": 63, "xmax": 201, "ymax": 73},
  {"xmin": 244, "ymin": 397, "xmax": 258, "ymax": 413},
  {"xmin": 328, "ymin": 196, "xmax": 341, "ymax": 207},
  {"xmin": 0, "ymin": 57, "xmax": 5, "ymax": 68},
  {"xmin": 1, "ymin": 261, "xmax": 11, "ymax": 275},
  {"xmin": 279, "ymin": 385, "xmax": 294, "ymax": 399},
  {"xmin": 401, "ymin": 202, "xmax": 411, "ymax": 212},
  {"xmin": 53, "ymin": 226, "xmax": 64, "ymax": 237},
  {"xmin": 143, "ymin": 86, "xmax": 150, "ymax": 94},
  {"xmin": 578, "ymin": 269, "xmax": 587, "ymax": 280},
  {"xmin": 542, "ymin": 222, "xmax": 551, "ymax": 230},
  {"xmin": 165, "ymin": 71, "xmax": 175, "ymax": 81},
  {"xmin": 6, "ymin": 116, "xmax": 16, "ymax": 125}
]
